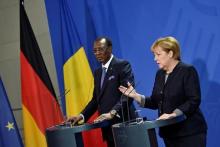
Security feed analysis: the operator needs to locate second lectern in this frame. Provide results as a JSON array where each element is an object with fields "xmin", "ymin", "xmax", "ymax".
[{"xmin": 112, "ymin": 115, "xmax": 186, "ymax": 147}]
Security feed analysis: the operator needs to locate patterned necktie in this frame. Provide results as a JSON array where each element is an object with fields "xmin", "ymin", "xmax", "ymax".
[{"xmin": 100, "ymin": 67, "xmax": 107, "ymax": 88}]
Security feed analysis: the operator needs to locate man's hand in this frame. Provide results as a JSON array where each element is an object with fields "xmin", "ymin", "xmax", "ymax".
[
  {"xmin": 66, "ymin": 115, "xmax": 83, "ymax": 125},
  {"xmin": 94, "ymin": 113, "xmax": 113, "ymax": 123}
]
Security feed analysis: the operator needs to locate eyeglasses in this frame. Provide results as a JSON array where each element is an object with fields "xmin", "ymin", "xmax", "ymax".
[{"xmin": 93, "ymin": 47, "xmax": 108, "ymax": 54}]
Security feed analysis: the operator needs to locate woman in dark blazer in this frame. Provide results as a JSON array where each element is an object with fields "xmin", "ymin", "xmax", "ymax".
[{"xmin": 119, "ymin": 36, "xmax": 207, "ymax": 147}]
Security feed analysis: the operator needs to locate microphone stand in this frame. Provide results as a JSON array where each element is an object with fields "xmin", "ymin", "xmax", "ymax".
[
  {"xmin": 125, "ymin": 81, "xmax": 140, "ymax": 124},
  {"xmin": 55, "ymin": 89, "xmax": 71, "ymax": 122},
  {"xmin": 120, "ymin": 82, "xmax": 135, "ymax": 124},
  {"xmin": 125, "ymin": 86, "xmax": 136, "ymax": 122},
  {"xmin": 120, "ymin": 90, "xmax": 126, "ymax": 124}
]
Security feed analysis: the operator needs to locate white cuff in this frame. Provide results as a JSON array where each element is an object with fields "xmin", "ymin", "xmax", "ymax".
[
  {"xmin": 138, "ymin": 95, "xmax": 146, "ymax": 107},
  {"xmin": 79, "ymin": 114, "xmax": 85, "ymax": 122},
  {"xmin": 173, "ymin": 109, "xmax": 183, "ymax": 116}
]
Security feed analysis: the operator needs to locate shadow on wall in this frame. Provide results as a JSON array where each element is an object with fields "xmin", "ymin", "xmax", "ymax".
[{"xmin": 193, "ymin": 59, "xmax": 220, "ymax": 146}]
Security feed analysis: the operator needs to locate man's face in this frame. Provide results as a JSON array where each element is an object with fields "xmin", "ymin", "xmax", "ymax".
[{"xmin": 93, "ymin": 40, "xmax": 111, "ymax": 64}]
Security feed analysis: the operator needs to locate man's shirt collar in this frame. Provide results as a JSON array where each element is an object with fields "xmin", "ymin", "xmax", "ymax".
[{"xmin": 102, "ymin": 54, "xmax": 113, "ymax": 71}]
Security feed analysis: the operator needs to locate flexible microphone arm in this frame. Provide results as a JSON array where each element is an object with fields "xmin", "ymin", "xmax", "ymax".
[
  {"xmin": 56, "ymin": 89, "xmax": 71, "ymax": 119},
  {"xmin": 120, "ymin": 81, "xmax": 135, "ymax": 123},
  {"xmin": 126, "ymin": 81, "xmax": 140, "ymax": 123}
]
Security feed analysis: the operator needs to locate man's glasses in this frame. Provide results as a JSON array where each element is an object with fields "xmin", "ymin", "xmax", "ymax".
[{"xmin": 93, "ymin": 47, "xmax": 108, "ymax": 54}]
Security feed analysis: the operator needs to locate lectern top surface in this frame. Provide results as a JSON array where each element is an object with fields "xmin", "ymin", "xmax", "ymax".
[
  {"xmin": 112, "ymin": 114, "xmax": 186, "ymax": 129},
  {"xmin": 46, "ymin": 120, "xmax": 110, "ymax": 133}
]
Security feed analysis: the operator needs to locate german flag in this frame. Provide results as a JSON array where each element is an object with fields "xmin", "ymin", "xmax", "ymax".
[{"xmin": 20, "ymin": 1, "xmax": 63, "ymax": 147}]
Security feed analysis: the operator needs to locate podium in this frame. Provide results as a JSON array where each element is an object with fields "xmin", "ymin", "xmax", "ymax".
[
  {"xmin": 46, "ymin": 121, "xmax": 109, "ymax": 147},
  {"xmin": 112, "ymin": 115, "xmax": 186, "ymax": 147}
]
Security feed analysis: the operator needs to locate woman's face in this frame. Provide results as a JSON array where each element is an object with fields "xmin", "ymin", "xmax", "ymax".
[{"xmin": 153, "ymin": 46, "xmax": 172, "ymax": 71}]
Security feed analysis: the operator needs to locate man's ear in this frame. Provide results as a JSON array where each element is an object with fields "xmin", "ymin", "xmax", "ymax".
[{"xmin": 107, "ymin": 47, "xmax": 112, "ymax": 54}]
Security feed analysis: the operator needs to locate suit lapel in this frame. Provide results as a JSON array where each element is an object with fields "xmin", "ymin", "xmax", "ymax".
[
  {"xmin": 101, "ymin": 66, "xmax": 113, "ymax": 90},
  {"xmin": 97, "ymin": 57, "xmax": 116, "ymax": 100},
  {"xmin": 96, "ymin": 68, "xmax": 102, "ymax": 93}
]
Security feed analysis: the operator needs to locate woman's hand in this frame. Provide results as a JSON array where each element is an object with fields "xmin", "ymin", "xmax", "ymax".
[
  {"xmin": 118, "ymin": 82, "xmax": 137, "ymax": 98},
  {"xmin": 157, "ymin": 113, "xmax": 177, "ymax": 120},
  {"xmin": 118, "ymin": 82, "xmax": 143, "ymax": 103}
]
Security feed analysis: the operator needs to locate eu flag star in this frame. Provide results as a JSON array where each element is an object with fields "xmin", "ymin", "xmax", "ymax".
[{"xmin": 6, "ymin": 121, "xmax": 14, "ymax": 131}]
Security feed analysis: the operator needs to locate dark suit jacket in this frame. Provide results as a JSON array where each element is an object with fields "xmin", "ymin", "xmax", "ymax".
[
  {"xmin": 144, "ymin": 62, "xmax": 207, "ymax": 139},
  {"xmin": 81, "ymin": 57, "xmax": 136, "ymax": 141}
]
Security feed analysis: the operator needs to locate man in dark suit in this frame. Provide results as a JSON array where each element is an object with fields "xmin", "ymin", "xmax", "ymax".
[{"xmin": 67, "ymin": 37, "xmax": 136, "ymax": 147}]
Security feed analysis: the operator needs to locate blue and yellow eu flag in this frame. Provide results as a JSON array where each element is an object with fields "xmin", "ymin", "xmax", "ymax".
[{"xmin": 0, "ymin": 78, "xmax": 23, "ymax": 147}]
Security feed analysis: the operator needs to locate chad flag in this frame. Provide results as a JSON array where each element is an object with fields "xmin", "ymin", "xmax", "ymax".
[
  {"xmin": 20, "ymin": 1, "xmax": 63, "ymax": 147},
  {"xmin": 45, "ymin": 0, "xmax": 106, "ymax": 146}
]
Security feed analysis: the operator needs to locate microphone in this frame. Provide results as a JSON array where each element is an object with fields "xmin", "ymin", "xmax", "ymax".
[
  {"xmin": 57, "ymin": 89, "xmax": 70, "ymax": 114},
  {"xmin": 53, "ymin": 89, "xmax": 71, "ymax": 123},
  {"xmin": 125, "ymin": 81, "xmax": 140, "ymax": 123},
  {"xmin": 120, "ymin": 81, "xmax": 135, "ymax": 124}
]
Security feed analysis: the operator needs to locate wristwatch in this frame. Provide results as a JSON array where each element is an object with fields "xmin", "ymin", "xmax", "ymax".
[{"xmin": 110, "ymin": 109, "xmax": 120, "ymax": 118}]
